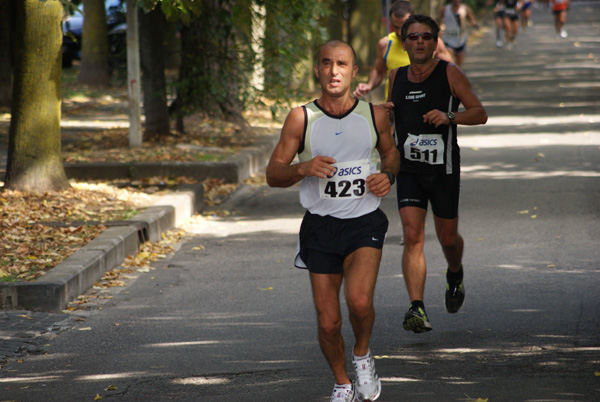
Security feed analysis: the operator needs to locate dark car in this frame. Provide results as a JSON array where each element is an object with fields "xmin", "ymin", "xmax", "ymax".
[{"xmin": 62, "ymin": 0, "xmax": 126, "ymax": 67}]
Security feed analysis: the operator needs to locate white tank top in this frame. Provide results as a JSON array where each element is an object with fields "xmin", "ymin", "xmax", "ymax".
[
  {"xmin": 297, "ymin": 99, "xmax": 381, "ymax": 219},
  {"xmin": 443, "ymin": 4, "xmax": 467, "ymax": 48}
]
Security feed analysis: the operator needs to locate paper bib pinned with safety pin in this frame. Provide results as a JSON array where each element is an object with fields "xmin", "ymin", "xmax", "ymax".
[{"xmin": 318, "ymin": 159, "xmax": 370, "ymax": 199}]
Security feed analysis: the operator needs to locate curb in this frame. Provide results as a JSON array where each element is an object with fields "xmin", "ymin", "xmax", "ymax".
[
  {"xmin": 0, "ymin": 184, "xmax": 204, "ymax": 313},
  {"xmin": 63, "ymin": 133, "xmax": 279, "ymax": 183}
]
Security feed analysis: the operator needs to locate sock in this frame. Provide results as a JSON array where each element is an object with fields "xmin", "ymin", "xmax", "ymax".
[
  {"xmin": 353, "ymin": 349, "xmax": 370, "ymax": 360},
  {"xmin": 410, "ymin": 300, "xmax": 425, "ymax": 310},
  {"xmin": 446, "ymin": 265, "xmax": 464, "ymax": 284}
]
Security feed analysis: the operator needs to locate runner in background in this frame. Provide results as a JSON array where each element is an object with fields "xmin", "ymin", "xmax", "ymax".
[
  {"xmin": 552, "ymin": 0, "xmax": 569, "ymax": 38},
  {"xmin": 436, "ymin": 0, "xmax": 479, "ymax": 67}
]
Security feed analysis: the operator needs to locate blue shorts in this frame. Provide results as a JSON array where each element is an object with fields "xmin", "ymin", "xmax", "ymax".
[
  {"xmin": 396, "ymin": 172, "xmax": 461, "ymax": 219},
  {"xmin": 295, "ymin": 209, "xmax": 388, "ymax": 274}
]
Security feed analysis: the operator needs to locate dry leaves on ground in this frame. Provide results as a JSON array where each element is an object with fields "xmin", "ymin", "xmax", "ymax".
[{"xmin": 0, "ymin": 176, "xmax": 238, "ymax": 283}]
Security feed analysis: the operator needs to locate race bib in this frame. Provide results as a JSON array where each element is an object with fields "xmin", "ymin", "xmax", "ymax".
[
  {"xmin": 403, "ymin": 134, "xmax": 444, "ymax": 165},
  {"xmin": 319, "ymin": 159, "xmax": 370, "ymax": 199},
  {"xmin": 446, "ymin": 27, "xmax": 460, "ymax": 42}
]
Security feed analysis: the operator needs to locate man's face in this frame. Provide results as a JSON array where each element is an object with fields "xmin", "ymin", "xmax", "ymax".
[
  {"xmin": 314, "ymin": 44, "xmax": 358, "ymax": 98},
  {"xmin": 402, "ymin": 22, "xmax": 437, "ymax": 64},
  {"xmin": 390, "ymin": 13, "xmax": 410, "ymax": 38}
]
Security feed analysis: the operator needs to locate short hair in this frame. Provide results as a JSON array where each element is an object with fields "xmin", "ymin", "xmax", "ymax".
[
  {"xmin": 316, "ymin": 40, "xmax": 357, "ymax": 67},
  {"xmin": 390, "ymin": 0, "xmax": 414, "ymax": 18},
  {"xmin": 400, "ymin": 14, "xmax": 440, "ymax": 42}
]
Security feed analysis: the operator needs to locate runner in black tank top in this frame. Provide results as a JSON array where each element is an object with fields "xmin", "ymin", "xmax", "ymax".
[{"xmin": 391, "ymin": 60, "xmax": 461, "ymax": 175}]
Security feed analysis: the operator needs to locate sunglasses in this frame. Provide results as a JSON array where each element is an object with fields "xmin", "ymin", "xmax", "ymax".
[{"xmin": 406, "ymin": 32, "xmax": 435, "ymax": 41}]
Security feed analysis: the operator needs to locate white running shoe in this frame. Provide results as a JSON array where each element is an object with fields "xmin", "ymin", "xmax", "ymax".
[
  {"xmin": 560, "ymin": 30, "xmax": 568, "ymax": 38},
  {"xmin": 330, "ymin": 383, "xmax": 358, "ymax": 402},
  {"xmin": 496, "ymin": 40, "xmax": 503, "ymax": 48},
  {"xmin": 352, "ymin": 351, "xmax": 381, "ymax": 401}
]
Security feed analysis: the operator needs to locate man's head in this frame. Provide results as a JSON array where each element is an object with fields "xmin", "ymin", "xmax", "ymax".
[
  {"xmin": 389, "ymin": 0, "xmax": 415, "ymax": 37},
  {"xmin": 400, "ymin": 14, "xmax": 440, "ymax": 43},
  {"xmin": 314, "ymin": 41, "xmax": 358, "ymax": 97}
]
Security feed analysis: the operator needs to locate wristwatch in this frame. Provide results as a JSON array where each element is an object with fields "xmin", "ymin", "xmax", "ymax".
[
  {"xmin": 383, "ymin": 171, "xmax": 395, "ymax": 186},
  {"xmin": 447, "ymin": 111, "xmax": 455, "ymax": 124}
]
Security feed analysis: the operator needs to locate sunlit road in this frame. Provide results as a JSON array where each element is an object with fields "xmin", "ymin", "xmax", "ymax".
[{"xmin": 1, "ymin": 2, "xmax": 599, "ymax": 401}]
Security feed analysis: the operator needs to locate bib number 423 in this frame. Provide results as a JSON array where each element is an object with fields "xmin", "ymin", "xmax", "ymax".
[{"xmin": 323, "ymin": 179, "xmax": 366, "ymax": 198}]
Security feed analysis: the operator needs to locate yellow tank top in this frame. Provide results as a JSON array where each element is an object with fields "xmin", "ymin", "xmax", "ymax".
[{"xmin": 384, "ymin": 32, "xmax": 410, "ymax": 96}]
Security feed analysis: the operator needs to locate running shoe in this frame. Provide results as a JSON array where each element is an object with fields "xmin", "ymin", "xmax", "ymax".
[
  {"xmin": 445, "ymin": 279, "xmax": 465, "ymax": 313},
  {"xmin": 496, "ymin": 40, "xmax": 503, "ymax": 48},
  {"xmin": 402, "ymin": 304, "xmax": 432, "ymax": 333},
  {"xmin": 330, "ymin": 383, "xmax": 358, "ymax": 402},
  {"xmin": 560, "ymin": 30, "xmax": 568, "ymax": 38},
  {"xmin": 352, "ymin": 351, "xmax": 381, "ymax": 401}
]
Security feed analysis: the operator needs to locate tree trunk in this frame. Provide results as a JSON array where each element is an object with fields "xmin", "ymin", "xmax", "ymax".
[
  {"xmin": 0, "ymin": 0, "xmax": 14, "ymax": 108},
  {"xmin": 172, "ymin": 0, "xmax": 248, "ymax": 130},
  {"xmin": 348, "ymin": 0, "xmax": 384, "ymax": 72},
  {"xmin": 79, "ymin": 0, "xmax": 110, "ymax": 87},
  {"xmin": 140, "ymin": 7, "xmax": 170, "ymax": 139},
  {"xmin": 4, "ymin": 0, "xmax": 70, "ymax": 191}
]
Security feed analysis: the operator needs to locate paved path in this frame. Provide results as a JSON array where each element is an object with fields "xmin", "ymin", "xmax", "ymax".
[{"xmin": 1, "ymin": 1, "xmax": 599, "ymax": 401}]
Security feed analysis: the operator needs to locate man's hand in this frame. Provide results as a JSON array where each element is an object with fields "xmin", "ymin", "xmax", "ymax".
[
  {"xmin": 353, "ymin": 83, "xmax": 372, "ymax": 98},
  {"xmin": 423, "ymin": 109, "xmax": 451, "ymax": 128},
  {"xmin": 298, "ymin": 155, "xmax": 337, "ymax": 179},
  {"xmin": 367, "ymin": 172, "xmax": 393, "ymax": 197}
]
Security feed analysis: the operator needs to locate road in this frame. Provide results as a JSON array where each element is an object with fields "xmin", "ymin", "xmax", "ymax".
[{"xmin": 1, "ymin": 2, "xmax": 599, "ymax": 401}]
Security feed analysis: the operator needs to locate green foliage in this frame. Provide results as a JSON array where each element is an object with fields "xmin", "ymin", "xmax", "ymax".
[{"xmin": 261, "ymin": 0, "xmax": 331, "ymax": 117}]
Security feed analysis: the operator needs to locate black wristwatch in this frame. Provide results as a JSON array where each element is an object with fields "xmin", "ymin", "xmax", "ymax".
[
  {"xmin": 447, "ymin": 111, "xmax": 455, "ymax": 124},
  {"xmin": 383, "ymin": 171, "xmax": 395, "ymax": 186}
]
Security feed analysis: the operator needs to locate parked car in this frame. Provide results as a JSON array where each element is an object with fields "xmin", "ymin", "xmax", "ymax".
[{"xmin": 62, "ymin": 0, "xmax": 126, "ymax": 67}]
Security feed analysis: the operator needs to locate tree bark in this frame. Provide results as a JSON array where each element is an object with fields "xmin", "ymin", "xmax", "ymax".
[
  {"xmin": 4, "ymin": 0, "xmax": 70, "ymax": 191},
  {"xmin": 140, "ymin": 7, "xmax": 170, "ymax": 139},
  {"xmin": 0, "ymin": 0, "xmax": 14, "ymax": 108},
  {"xmin": 79, "ymin": 0, "xmax": 111, "ymax": 87}
]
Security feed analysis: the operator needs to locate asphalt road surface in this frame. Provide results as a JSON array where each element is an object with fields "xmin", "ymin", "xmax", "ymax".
[{"xmin": 1, "ymin": 1, "xmax": 599, "ymax": 401}]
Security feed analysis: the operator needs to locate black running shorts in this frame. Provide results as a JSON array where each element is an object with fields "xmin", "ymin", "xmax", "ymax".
[
  {"xmin": 296, "ymin": 209, "xmax": 388, "ymax": 274},
  {"xmin": 396, "ymin": 172, "xmax": 461, "ymax": 219}
]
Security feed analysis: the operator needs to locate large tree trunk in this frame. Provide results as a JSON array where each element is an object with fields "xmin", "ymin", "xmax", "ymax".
[
  {"xmin": 172, "ymin": 0, "xmax": 248, "ymax": 131},
  {"xmin": 140, "ymin": 7, "xmax": 170, "ymax": 139},
  {"xmin": 3, "ymin": 0, "xmax": 70, "ymax": 191},
  {"xmin": 0, "ymin": 0, "xmax": 14, "ymax": 108},
  {"xmin": 79, "ymin": 0, "xmax": 110, "ymax": 87}
]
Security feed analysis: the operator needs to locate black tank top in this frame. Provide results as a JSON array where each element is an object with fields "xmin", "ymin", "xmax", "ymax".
[{"xmin": 391, "ymin": 60, "xmax": 461, "ymax": 174}]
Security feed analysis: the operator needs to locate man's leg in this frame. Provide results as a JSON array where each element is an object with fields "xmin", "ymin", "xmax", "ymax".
[
  {"xmin": 434, "ymin": 215, "xmax": 466, "ymax": 313},
  {"xmin": 309, "ymin": 272, "xmax": 349, "ymax": 385},
  {"xmin": 433, "ymin": 215, "xmax": 463, "ymax": 273},
  {"xmin": 399, "ymin": 206, "xmax": 427, "ymax": 302},
  {"xmin": 399, "ymin": 206, "xmax": 433, "ymax": 333},
  {"xmin": 343, "ymin": 247, "xmax": 382, "ymax": 357},
  {"xmin": 343, "ymin": 247, "xmax": 382, "ymax": 401}
]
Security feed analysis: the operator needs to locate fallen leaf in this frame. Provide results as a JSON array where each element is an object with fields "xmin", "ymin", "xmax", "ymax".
[
  {"xmin": 105, "ymin": 385, "xmax": 118, "ymax": 391},
  {"xmin": 94, "ymin": 394, "xmax": 102, "ymax": 400},
  {"xmin": 79, "ymin": 327, "xmax": 92, "ymax": 331},
  {"xmin": 259, "ymin": 287, "xmax": 274, "ymax": 291}
]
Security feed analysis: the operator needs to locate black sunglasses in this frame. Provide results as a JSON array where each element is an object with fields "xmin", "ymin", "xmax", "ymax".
[{"xmin": 406, "ymin": 32, "xmax": 435, "ymax": 41}]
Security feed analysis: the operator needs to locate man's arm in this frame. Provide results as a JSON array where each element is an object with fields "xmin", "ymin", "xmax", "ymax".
[
  {"xmin": 466, "ymin": 6, "xmax": 479, "ymax": 28},
  {"xmin": 422, "ymin": 64, "xmax": 487, "ymax": 127},
  {"xmin": 366, "ymin": 104, "xmax": 400, "ymax": 197},
  {"xmin": 353, "ymin": 36, "xmax": 389, "ymax": 98},
  {"xmin": 266, "ymin": 107, "xmax": 337, "ymax": 188}
]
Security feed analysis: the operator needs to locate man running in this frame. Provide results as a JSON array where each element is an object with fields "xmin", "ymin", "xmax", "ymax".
[
  {"xmin": 387, "ymin": 15, "xmax": 487, "ymax": 333},
  {"xmin": 267, "ymin": 40, "xmax": 399, "ymax": 402}
]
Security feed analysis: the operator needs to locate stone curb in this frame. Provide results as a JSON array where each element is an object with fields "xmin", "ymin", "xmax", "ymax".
[
  {"xmin": 63, "ymin": 133, "xmax": 279, "ymax": 183},
  {"xmin": 0, "ymin": 185, "xmax": 202, "ymax": 313}
]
